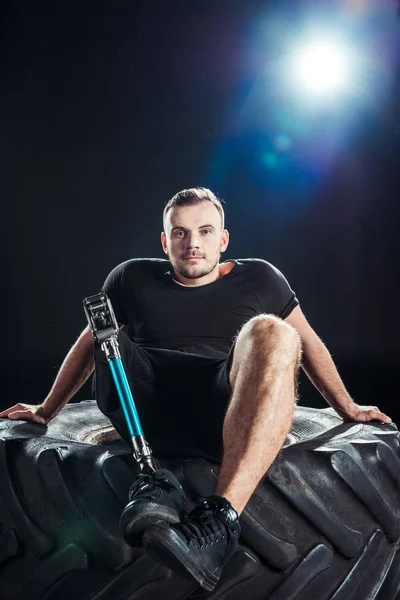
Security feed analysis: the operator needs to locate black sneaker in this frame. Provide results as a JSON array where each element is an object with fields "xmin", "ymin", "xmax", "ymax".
[
  {"xmin": 143, "ymin": 495, "xmax": 240, "ymax": 591},
  {"xmin": 120, "ymin": 468, "xmax": 188, "ymax": 547}
]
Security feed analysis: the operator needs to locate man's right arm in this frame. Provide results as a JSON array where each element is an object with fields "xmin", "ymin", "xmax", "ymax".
[{"xmin": 0, "ymin": 326, "xmax": 95, "ymax": 424}]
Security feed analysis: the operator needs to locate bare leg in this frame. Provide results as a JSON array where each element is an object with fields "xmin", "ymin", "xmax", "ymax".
[{"xmin": 215, "ymin": 315, "xmax": 301, "ymax": 515}]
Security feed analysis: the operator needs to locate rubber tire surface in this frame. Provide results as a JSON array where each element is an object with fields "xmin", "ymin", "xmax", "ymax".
[{"xmin": 0, "ymin": 400, "xmax": 399, "ymax": 600}]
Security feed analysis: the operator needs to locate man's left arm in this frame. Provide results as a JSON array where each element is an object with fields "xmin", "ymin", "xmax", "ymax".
[{"xmin": 285, "ymin": 306, "xmax": 392, "ymax": 424}]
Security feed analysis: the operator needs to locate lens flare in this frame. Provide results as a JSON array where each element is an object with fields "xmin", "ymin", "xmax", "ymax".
[{"xmin": 293, "ymin": 38, "xmax": 353, "ymax": 98}]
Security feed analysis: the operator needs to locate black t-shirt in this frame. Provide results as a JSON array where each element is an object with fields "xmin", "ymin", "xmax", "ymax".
[{"xmin": 101, "ymin": 258, "xmax": 298, "ymax": 359}]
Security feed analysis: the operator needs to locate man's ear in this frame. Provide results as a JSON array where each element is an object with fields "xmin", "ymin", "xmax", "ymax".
[
  {"xmin": 220, "ymin": 229, "xmax": 229, "ymax": 253},
  {"xmin": 161, "ymin": 231, "xmax": 168, "ymax": 255}
]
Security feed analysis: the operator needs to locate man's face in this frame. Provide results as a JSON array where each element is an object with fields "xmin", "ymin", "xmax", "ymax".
[{"xmin": 161, "ymin": 202, "xmax": 229, "ymax": 281}]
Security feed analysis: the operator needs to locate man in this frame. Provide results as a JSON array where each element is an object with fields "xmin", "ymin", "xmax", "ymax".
[{"xmin": 0, "ymin": 187, "xmax": 391, "ymax": 592}]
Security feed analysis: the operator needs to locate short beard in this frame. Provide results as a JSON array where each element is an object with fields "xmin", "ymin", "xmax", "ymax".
[{"xmin": 174, "ymin": 254, "xmax": 220, "ymax": 280}]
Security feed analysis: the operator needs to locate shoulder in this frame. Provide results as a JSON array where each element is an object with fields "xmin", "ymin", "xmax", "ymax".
[
  {"xmin": 234, "ymin": 258, "xmax": 297, "ymax": 317},
  {"xmin": 106, "ymin": 258, "xmax": 170, "ymax": 278},
  {"xmin": 235, "ymin": 258, "xmax": 286, "ymax": 280}
]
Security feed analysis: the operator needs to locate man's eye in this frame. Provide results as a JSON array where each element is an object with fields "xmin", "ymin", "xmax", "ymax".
[
  {"xmin": 175, "ymin": 231, "xmax": 185, "ymax": 237},
  {"xmin": 202, "ymin": 229, "xmax": 212, "ymax": 235}
]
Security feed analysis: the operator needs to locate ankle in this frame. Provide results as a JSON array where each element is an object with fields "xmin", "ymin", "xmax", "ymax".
[
  {"xmin": 213, "ymin": 488, "xmax": 247, "ymax": 516},
  {"xmin": 205, "ymin": 495, "xmax": 241, "ymax": 530}
]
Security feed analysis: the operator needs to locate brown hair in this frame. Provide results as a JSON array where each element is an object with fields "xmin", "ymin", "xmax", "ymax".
[{"xmin": 163, "ymin": 187, "xmax": 225, "ymax": 229}]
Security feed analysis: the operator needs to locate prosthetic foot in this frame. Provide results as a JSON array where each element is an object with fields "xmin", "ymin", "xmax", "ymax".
[{"xmin": 120, "ymin": 468, "xmax": 188, "ymax": 547}]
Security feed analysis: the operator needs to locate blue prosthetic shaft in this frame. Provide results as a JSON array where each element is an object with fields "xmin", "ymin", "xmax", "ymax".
[
  {"xmin": 83, "ymin": 293, "xmax": 157, "ymax": 473},
  {"xmin": 108, "ymin": 358, "xmax": 143, "ymax": 438}
]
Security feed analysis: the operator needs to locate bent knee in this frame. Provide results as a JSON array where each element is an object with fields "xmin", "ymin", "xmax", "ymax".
[{"xmin": 241, "ymin": 314, "xmax": 301, "ymax": 351}]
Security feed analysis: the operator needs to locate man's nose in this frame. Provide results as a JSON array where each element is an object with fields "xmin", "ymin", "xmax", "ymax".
[{"xmin": 185, "ymin": 232, "xmax": 200, "ymax": 247}]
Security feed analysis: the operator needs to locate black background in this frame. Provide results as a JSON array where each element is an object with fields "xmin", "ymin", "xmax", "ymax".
[{"xmin": 1, "ymin": 1, "xmax": 399, "ymax": 421}]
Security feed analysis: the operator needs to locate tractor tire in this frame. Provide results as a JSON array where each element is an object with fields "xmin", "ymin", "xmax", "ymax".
[{"xmin": 0, "ymin": 400, "xmax": 399, "ymax": 600}]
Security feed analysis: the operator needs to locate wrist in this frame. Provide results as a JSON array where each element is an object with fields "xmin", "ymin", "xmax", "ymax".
[
  {"xmin": 333, "ymin": 400, "xmax": 358, "ymax": 419},
  {"xmin": 40, "ymin": 398, "xmax": 58, "ymax": 420},
  {"xmin": 328, "ymin": 395, "xmax": 356, "ymax": 413}
]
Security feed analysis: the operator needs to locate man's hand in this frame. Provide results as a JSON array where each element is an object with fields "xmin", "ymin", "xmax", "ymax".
[
  {"xmin": 338, "ymin": 403, "xmax": 392, "ymax": 425},
  {"xmin": 0, "ymin": 403, "xmax": 52, "ymax": 425}
]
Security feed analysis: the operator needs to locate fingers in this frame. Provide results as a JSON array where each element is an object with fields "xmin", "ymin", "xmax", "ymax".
[
  {"xmin": 375, "ymin": 412, "xmax": 392, "ymax": 424},
  {"xmin": 356, "ymin": 409, "xmax": 392, "ymax": 424},
  {"xmin": 0, "ymin": 403, "xmax": 47, "ymax": 425},
  {"xmin": 0, "ymin": 404, "xmax": 24, "ymax": 418},
  {"xmin": 7, "ymin": 409, "xmax": 30, "ymax": 420},
  {"xmin": 6, "ymin": 410, "xmax": 46, "ymax": 425}
]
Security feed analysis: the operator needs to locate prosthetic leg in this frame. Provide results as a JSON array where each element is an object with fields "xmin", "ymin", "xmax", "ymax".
[{"xmin": 83, "ymin": 293, "xmax": 159, "ymax": 474}]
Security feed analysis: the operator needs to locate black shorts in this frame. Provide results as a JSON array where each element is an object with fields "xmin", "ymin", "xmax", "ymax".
[{"xmin": 93, "ymin": 329, "xmax": 233, "ymax": 461}]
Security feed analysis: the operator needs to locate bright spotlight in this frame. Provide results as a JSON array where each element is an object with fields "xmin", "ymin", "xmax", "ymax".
[{"xmin": 292, "ymin": 37, "xmax": 354, "ymax": 99}]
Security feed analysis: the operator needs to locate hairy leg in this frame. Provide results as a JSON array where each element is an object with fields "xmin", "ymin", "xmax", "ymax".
[{"xmin": 215, "ymin": 314, "xmax": 301, "ymax": 514}]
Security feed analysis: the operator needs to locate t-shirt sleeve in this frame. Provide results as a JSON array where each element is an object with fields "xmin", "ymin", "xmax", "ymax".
[
  {"xmin": 100, "ymin": 262, "xmax": 128, "ymax": 324},
  {"xmin": 253, "ymin": 259, "xmax": 299, "ymax": 319}
]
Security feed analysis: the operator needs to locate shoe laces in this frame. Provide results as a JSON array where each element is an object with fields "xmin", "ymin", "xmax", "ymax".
[
  {"xmin": 130, "ymin": 473, "xmax": 155, "ymax": 494},
  {"xmin": 129, "ymin": 472, "xmax": 169, "ymax": 500},
  {"xmin": 180, "ymin": 500, "xmax": 226, "ymax": 545}
]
